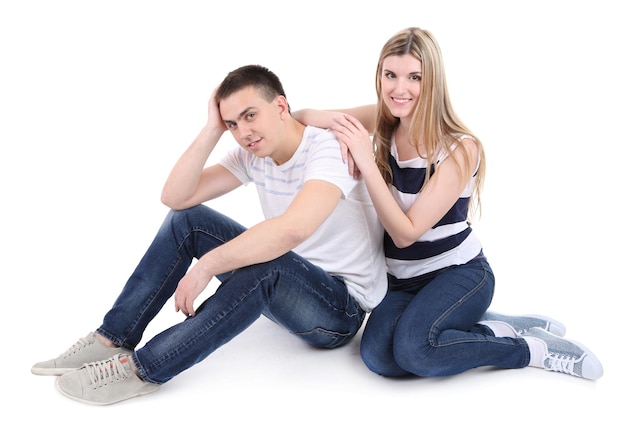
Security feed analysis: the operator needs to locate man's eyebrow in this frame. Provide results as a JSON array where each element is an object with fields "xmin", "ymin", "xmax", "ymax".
[
  {"xmin": 223, "ymin": 106, "xmax": 255, "ymax": 124},
  {"xmin": 238, "ymin": 107, "xmax": 255, "ymax": 120}
]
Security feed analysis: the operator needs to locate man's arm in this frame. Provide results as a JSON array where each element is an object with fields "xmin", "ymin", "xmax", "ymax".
[
  {"xmin": 174, "ymin": 179, "xmax": 343, "ymax": 316},
  {"xmin": 161, "ymin": 91, "xmax": 242, "ymax": 210}
]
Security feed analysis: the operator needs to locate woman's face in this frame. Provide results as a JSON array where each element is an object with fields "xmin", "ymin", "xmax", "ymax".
[{"xmin": 380, "ymin": 54, "xmax": 422, "ymax": 120}]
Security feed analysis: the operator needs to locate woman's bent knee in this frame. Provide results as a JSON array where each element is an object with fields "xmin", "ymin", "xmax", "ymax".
[{"xmin": 360, "ymin": 339, "xmax": 408, "ymax": 377}]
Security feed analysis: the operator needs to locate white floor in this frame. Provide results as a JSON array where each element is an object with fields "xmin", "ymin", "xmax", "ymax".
[
  {"xmin": 15, "ymin": 187, "xmax": 623, "ymax": 429},
  {"xmin": 21, "ymin": 303, "xmax": 619, "ymax": 430},
  {"xmin": 3, "ymin": 1, "xmax": 624, "ymax": 429}
]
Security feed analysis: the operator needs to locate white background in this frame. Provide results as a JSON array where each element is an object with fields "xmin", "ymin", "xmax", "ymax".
[{"xmin": 2, "ymin": 0, "xmax": 623, "ymax": 429}]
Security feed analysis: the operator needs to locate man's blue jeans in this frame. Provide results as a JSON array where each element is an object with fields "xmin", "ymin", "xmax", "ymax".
[
  {"xmin": 360, "ymin": 256, "xmax": 530, "ymax": 377},
  {"xmin": 96, "ymin": 205, "xmax": 365, "ymax": 384}
]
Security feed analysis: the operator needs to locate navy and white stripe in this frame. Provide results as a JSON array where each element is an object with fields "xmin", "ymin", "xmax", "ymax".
[{"xmin": 385, "ymin": 136, "xmax": 482, "ymax": 279}]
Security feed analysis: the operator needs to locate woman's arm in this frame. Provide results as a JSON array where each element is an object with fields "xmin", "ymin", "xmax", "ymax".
[
  {"xmin": 294, "ymin": 105, "xmax": 377, "ymax": 178},
  {"xmin": 293, "ymin": 105, "xmax": 377, "ymax": 134},
  {"xmin": 332, "ymin": 114, "xmax": 478, "ymax": 248},
  {"xmin": 376, "ymin": 138, "xmax": 478, "ymax": 247}
]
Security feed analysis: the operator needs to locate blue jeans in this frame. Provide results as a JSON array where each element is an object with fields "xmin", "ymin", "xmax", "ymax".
[
  {"xmin": 96, "ymin": 205, "xmax": 365, "ymax": 384},
  {"xmin": 360, "ymin": 256, "xmax": 530, "ymax": 377}
]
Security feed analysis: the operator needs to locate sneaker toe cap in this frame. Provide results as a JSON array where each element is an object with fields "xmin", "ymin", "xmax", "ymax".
[
  {"xmin": 56, "ymin": 371, "xmax": 86, "ymax": 399},
  {"xmin": 581, "ymin": 354, "xmax": 604, "ymax": 380}
]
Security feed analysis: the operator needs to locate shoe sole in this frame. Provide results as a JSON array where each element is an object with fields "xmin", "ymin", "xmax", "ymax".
[{"xmin": 31, "ymin": 367, "xmax": 76, "ymax": 376}]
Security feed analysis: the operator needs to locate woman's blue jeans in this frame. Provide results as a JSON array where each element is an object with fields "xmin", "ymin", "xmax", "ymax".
[
  {"xmin": 96, "ymin": 205, "xmax": 365, "ymax": 384},
  {"xmin": 360, "ymin": 257, "xmax": 530, "ymax": 377}
]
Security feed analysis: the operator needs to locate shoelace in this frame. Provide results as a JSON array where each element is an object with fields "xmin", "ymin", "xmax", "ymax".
[
  {"xmin": 84, "ymin": 354, "xmax": 131, "ymax": 389},
  {"xmin": 544, "ymin": 352, "xmax": 583, "ymax": 377},
  {"xmin": 62, "ymin": 334, "xmax": 93, "ymax": 358}
]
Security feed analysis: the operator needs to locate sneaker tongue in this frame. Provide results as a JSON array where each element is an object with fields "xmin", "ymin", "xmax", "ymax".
[
  {"xmin": 96, "ymin": 354, "xmax": 132, "ymax": 379},
  {"xmin": 117, "ymin": 354, "xmax": 132, "ymax": 372}
]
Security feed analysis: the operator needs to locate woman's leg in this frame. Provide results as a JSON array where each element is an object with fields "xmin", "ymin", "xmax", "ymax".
[
  {"xmin": 392, "ymin": 259, "xmax": 530, "ymax": 377},
  {"xmin": 360, "ymin": 289, "xmax": 414, "ymax": 377}
]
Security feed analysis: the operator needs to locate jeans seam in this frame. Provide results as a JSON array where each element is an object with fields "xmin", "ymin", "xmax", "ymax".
[{"xmin": 429, "ymin": 261, "xmax": 493, "ymax": 348}]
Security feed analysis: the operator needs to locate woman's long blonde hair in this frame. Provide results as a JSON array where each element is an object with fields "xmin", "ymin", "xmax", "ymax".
[{"xmin": 374, "ymin": 27, "xmax": 486, "ymax": 219}]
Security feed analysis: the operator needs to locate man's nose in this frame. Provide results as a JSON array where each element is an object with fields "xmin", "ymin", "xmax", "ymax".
[{"xmin": 235, "ymin": 124, "xmax": 252, "ymax": 139}]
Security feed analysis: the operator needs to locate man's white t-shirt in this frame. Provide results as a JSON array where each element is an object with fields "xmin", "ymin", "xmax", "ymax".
[{"xmin": 218, "ymin": 126, "xmax": 386, "ymax": 311}]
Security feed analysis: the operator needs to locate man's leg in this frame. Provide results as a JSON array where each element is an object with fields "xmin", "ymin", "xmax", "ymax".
[
  {"xmin": 32, "ymin": 205, "xmax": 247, "ymax": 375},
  {"xmin": 132, "ymin": 251, "xmax": 365, "ymax": 384},
  {"xmin": 97, "ymin": 205, "xmax": 248, "ymax": 350}
]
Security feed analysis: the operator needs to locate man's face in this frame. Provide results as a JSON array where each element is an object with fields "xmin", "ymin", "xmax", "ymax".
[{"xmin": 219, "ymin": 86, "xmax": 283, "ymax": 160}]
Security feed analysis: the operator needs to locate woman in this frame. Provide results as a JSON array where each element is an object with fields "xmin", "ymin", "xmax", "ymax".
[{"xmin": 294, "ymin": 27, "xmax": 602, "ymax": 380}]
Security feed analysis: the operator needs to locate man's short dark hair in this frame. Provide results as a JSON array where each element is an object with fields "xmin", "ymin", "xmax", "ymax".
[{"xmin": 216, "ymin": 65, "xmax": 288, "ymax": 111}]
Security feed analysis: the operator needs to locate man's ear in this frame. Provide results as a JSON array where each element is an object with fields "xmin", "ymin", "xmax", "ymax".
[{"xmin": 276, "ymin": 95, "xmax": 290, "ymax": 118}]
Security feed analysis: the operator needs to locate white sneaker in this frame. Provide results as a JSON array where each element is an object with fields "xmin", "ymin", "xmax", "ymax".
[
  {"xmin": 56, "ymin": 353, "xmax": 160, "ymax": 405},
  {"xmin": 480, "ymin": 311, "xmax": 566, "ymax": 337},
  {"xmin": 31, "ymin": 332, "xmax": 126, "ymax": 376},
  {"xmin": 523, "ymin": 327, "xmax": 603, "ymax": 380}
]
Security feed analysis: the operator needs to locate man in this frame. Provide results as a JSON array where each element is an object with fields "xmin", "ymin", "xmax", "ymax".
[{"xmin": 31, "ymin": 65, "xmax": 387, "ymax": 405}]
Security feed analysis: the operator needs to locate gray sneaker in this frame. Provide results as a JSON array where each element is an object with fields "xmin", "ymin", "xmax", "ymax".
[
  {"xmin": 480, "ymin": 311, "xmax": 566, "ymax": 337},
  {"xmin": 56, "ymin": 353, "xmax": 160, "ymax": 405},
  {"xmin": 523, "ymin": 327, "xmax": 604, "ymax": 380},
  {"xmin": 31, "ymin": 332, "xmax": 126, "ymax": 376}
]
